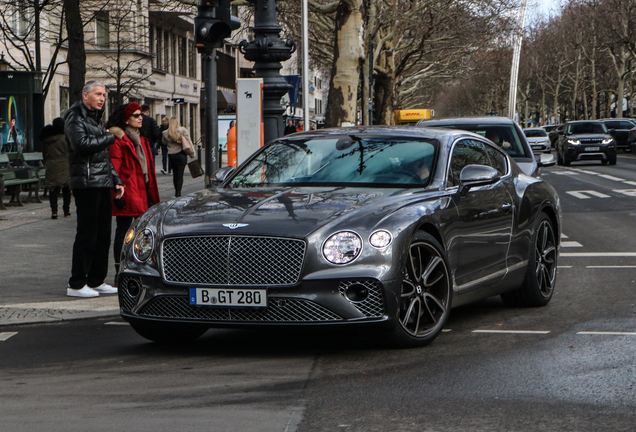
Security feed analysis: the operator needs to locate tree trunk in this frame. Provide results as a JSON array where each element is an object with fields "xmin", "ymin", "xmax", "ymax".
[
  {"xmin": 325, "ymin": 0, "xmax": 364, "ymax": 127},
  {"xmin": 64, "ymin": 0, "xmax": 86, "ymax": 104}
]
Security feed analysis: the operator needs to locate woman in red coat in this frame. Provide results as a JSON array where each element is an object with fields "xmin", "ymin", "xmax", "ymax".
[{"xmin": 106, "ymin": 102, "xmax": 160, "ymax": 283}]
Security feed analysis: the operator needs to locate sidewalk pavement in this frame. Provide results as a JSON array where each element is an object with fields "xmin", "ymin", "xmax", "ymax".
[{"xmin": 0, "ymin": 161, "xmax": 208, "ymax": 326}]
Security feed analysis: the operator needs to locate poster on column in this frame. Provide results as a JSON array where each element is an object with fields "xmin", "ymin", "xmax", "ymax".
[
  {"xmin": 236, "ymin": 78, "xmax": 263, "ymax": 166},
  {"xmin": 0, "ymin": 94, "xmax": 27, "ymax": 153}
]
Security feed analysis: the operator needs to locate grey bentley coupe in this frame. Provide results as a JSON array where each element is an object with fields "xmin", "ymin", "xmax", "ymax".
[{"xmin": 118, "ymin": 126, "xmax": 561, "ymax": 348}]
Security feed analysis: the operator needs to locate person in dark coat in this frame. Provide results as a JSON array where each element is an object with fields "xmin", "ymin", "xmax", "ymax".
[
  {"xmin": 39, "ymin": 117, "xmax": 71, "ymax": 219},
  {"xmin": 141, "ymin": 104, "xmax": 161, "ymax": 162},
  {"xmin": 65, "ymin": 80, "xmax": 123, "ymax": 298},
  {"xmin": 106, "ymin": 102, "xmax": 161, "ymax": 285},
  {"xmin": 159, "ymin": 116, "xmax": 170, "ymax": 174},
  {"xmin": 284, "ymin": 118, "xmax": 296, "ymax": 135}
]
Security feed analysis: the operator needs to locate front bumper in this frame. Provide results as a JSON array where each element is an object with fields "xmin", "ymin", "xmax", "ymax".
[
  {"xmin": 566, "ymin": 145, "xmax": 615, "ymax": 161},
  {"xmin": 118, "ymin": 272, "xmax": 400, "ymax": 328}
]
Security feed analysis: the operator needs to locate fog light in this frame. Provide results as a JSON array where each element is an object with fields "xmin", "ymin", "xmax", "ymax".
[
  {"xmin": 126, "ymin": 278, "xmax": 142, "ymax": 297},
  {"xmin": 344, "ymin": 283, "xmax": 369, "ymax": 302}
]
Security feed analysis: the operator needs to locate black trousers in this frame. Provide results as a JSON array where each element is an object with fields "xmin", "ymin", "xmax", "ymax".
[
  {"xmin": 113, "ymin": 215, "xmax": 134, "ymax": 265},
  {"xmin": 169, "ymin": 151, "xmax": 187, "ymax": 197},
  {"xmin": 49, "ymin": 186, "xmax": 71, "ymax": 215},
  {"xmin": 68, "ymin": 188, "xmax": 113, "ymax": 289}
]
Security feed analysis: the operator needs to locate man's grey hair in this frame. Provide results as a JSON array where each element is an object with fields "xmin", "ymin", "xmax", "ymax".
[{"xmin": 82, "ymin": 80, "xmax": 106, "ymax": 95}]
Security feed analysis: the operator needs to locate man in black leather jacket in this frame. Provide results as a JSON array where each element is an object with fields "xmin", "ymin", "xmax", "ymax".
[{"xmin": 66, "ymin": 80, "xmax": 124, "ymax": 298}]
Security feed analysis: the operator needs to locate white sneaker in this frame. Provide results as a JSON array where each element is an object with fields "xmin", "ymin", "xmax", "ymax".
[
  {"xmin": 92, "ymin": 283, "xmax": 118, "ymax": 294},
  {"xmin": 67, "ymin": 285, "xmax": 99, "ymax": 298}
]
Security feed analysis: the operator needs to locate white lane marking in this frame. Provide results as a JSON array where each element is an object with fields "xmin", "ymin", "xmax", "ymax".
[
  {"xmin": 557, "ymin": 266, "xmax": 572, "ymax": 268},
  {"xmin": 623, "ymin": 181, "xmax": 636, "ymax": 186},
  {"xmin": 586, "ymin": 265, "xmax": 636, "ymax": 269},
  {"xmin": 561, "ymin": 252, "xmax": 636, "ymax": 257},
  {"xmin": 577, "ymin": 331, "xmax": 636, "ymax": 336},
  {"xmin": 0, "ymin": 332, "xmax": 18, "ymax": 341},
  {"xmin": 614, "ymin": 189, "xmax": 636, "ymax": 197},
  {"xmin": 561, "ymin": 233, "xmax": 569, "ymax": 239},
  {"xmin": 442, "ymin": 329, "xmax": 452, "ymax": 333},
  {"xmin": 597, "ymin": 174, "xmax": 625, "ymax": 181},
  {"xmin": 105, "ymin": 322, "xmax": 130, "ymax": 326},
  {"xmin": 553, "ymin": 171, "xmax": 579, "ymax": 175},
  {"xmin": 472, "ymin": 330, "xmax": 550, "ymax": 334},
  {"xmin": 561, "ymin": 241, "xmax": 583, "ymax": 247},
  {"xmin": 566, "ymin": 190, "xmax": 611, "ymax": 199}
]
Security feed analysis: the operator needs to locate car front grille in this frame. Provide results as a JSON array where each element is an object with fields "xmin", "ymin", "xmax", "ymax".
[
  {"xmin": 162, "ymin": 236, "xmax": 306, "ymax": 286},
  {"xmin": 580, "ymin": 138, "xmax": 602, "ymax": 144},
  {"xmin": 338, "ymin": 279, "xmax": 385, "ymax": 318},
  {"xmin": 138, "ymin": 295, "xmax": 343, "ymax": 322}
]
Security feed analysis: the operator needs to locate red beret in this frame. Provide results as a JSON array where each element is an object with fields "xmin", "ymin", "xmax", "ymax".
[{"xmin": 124, "ymin": 102, "xmax": 142, "ymax": 120}]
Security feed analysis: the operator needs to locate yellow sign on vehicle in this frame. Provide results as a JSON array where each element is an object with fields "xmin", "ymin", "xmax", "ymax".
[{"xmin": 393, "ymin": 109, "xmax": 434, "ymax": 125}]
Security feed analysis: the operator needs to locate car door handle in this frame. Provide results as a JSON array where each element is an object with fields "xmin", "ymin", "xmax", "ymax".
[{"xmin": 502, "ymin": 203, "xmax": 513, "ymax": 213}]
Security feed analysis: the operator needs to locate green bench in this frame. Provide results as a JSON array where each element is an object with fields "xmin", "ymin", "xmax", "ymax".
[{"xmin": 0, "ymin": 153, "xmax": 43, "ymax": 210}]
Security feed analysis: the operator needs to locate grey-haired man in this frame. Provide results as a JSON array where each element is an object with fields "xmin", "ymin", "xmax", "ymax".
[{"xmin": 65, "ymin": 80, "xmax": 124, "ymax": 297}]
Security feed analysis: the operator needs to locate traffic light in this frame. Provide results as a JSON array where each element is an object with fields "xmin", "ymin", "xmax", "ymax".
[{"xmin": 195, "ymin": 0, "xmax": 240, "ymax": 51}]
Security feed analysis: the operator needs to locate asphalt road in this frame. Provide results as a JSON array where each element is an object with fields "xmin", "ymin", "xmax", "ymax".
[{"xmin": 1, "ymin": 153, "xmax": 635, "ymax": 431}]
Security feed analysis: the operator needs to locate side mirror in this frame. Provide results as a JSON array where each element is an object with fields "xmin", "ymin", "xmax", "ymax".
[
  {"xmin": 536, "ymin": 153, "xmax": 556, "ymax": 167},
  {"xmin": 214, "ymin": 166, "xmax": 236, "ymax": 184},
  {"xmin": 458, "ymin": 165, "xmax": 500, "ymax": 196}
]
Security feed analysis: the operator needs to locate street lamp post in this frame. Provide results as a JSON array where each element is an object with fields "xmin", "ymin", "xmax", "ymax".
[{"xmin": 239, "ymin": 0, "xmax": 296, "ymax": 144}]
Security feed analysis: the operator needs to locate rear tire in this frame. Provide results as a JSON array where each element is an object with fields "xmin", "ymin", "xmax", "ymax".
[
  {"xmin": 129, "ymin": 320, "xmax": 207, "ymax": 344},
  {"xmin": 501, "ymin": 213, "xmax": 557, "ymax": 307},
  {"xmin": 388, "ymin": 232, "xmax": 452, "ymax": 348}
]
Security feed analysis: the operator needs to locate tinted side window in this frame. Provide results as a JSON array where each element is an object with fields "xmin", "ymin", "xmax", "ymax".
[
  {"xmin": 448, "ymin": 140, "xmax": 490, "ymax": 187},
  {"xmin": 482, "ymin": 141, "xmax": 508, "ymax": 175}
]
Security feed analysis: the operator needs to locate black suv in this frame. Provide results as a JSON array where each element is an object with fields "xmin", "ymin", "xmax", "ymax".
[
  {"xmin": 555, "ymin": 120, "xmax": 616, "ymax": 166},
  {"xmin": 600, "ymin": 119, "xmax": 635, "ymax": 152},
  {"xmin": 417, "ymin": 116, "xmax": 555, "ymax": 178}
]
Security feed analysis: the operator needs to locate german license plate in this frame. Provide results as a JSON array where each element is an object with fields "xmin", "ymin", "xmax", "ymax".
[
  {"xmin": 189, "ymin": 288, "xmax": 267, "ymax": 307},
  {"xmin": 586, "ymin": 147, "xmax": 600, "ymax": 151}
]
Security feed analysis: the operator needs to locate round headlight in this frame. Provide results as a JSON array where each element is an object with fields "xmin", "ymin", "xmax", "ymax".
[
  {"xmin": 369, "ymin": 230, "xmax": 392, "ymax": 248},
  {"xmin": 323, "ymin": 231, "xmax": 362, "ymax": 264},
  {"xmin": 133, "ymin": 228, "xmax": 154, "ymax": 262}
]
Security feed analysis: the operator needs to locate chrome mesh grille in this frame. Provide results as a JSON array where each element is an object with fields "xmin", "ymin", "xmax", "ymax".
[
  {"xmin": 162, "ymin": 236, "xmax": 306, "ymax": 286},
  {"xmin": 338, "ymin": 280, "xmax": 385, "ymax": 318},
  {"xmin": 118, "ymin": 276, "xmax": 141, "ymax": 312},
  {"xmin": 139, "ymin": 296, "xmax": 342, "ymax": 322}
]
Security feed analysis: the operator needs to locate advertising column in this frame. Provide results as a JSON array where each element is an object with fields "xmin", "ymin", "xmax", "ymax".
[{"xmin": 236, "ymin": 78, "xmax": 263, "ymax": 165}]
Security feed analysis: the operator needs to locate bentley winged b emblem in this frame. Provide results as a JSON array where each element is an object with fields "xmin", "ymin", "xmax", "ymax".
[{"xmin": 222, "ymin": 223, "xmax": 249, "ymax": 230}]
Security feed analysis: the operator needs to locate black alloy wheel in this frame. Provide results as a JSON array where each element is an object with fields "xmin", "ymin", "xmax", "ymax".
[
  {"xmin": 390, "ymin": 232, "xmax": 452, "ymax": 348},
  {"xmin": 501, "ymin": 212, "xmax": 557, "ymax": 307}
]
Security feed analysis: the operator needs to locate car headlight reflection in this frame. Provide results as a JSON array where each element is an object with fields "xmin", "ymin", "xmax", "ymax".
[
  {"xmin": 602, "ymin": 137, "xmax": 613, "ymax": 144},
  {"xmin": 567, "ymin": 139, "xmax": 580, "ymax": 145},
  {"xmin": 323, "ymin": 231, "xmax": 362, "ymax": 264},
  {"xmin": 133, "ymin": 228, "xmax": 154, "ymax": 262},
  {"xmin": 369, "ymin": 230, "xmax": 392, "ymax": 248},
  {"xmin": 124, "ymin": 228, "xmax": 135, "ymax": 244}
]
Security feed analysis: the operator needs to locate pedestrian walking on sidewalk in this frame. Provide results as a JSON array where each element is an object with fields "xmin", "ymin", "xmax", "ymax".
[
  {"xmin": 162, "ymin": 116, "xmax": 192, "ymax": 197},
  {"xmin": 65, "ymin": 80, "xmax": 124, "ymax": 298},
  {"xmin": 159, "ymin": 115, "xmax": 170, "ymax": 174},
  {"xmin": 106, "ymin": 102, "xmax": 160, "ymax": 286},
  {"xmin": 40, "ymin": 117, "xmax": 71, "ymax": 219}
]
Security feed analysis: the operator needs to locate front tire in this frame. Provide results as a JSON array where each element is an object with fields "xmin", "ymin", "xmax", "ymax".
[
  {"xmin": 501, "ymin": 212, "xmax": 557, "ymax": 307},
  {"xmin": 609, "ymin": 157, "xmax": 617, "ymax": 165},
  {"xmin": 389, "ymin": 232, "xmax": 452, "ymax": 348},
  {"xmin": 129, "ymin": 320, "xmax": 208, "ymax": 344}
]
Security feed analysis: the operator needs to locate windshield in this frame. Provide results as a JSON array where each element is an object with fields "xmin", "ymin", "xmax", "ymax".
[
  {"xmin": 425, "ymin": 123, "xmax": 527, "ymax": 158},
  {"xmin": 524, "ymin": 129, "xmax": 548, "ymax": 138},
  {"xmin": 568, "ymin": 122, "xmax": 607, "ymax": 135},
  {"xmin": 229, "ymin": 135, "xmax": 438, "ymax": 187}
]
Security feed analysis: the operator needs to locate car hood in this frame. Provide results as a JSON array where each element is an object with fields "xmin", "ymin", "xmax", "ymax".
[
  {"xmin": 567, "ymin": 133, "xmax": 610, "ymax": 140},
  {"xmin": 526, "ymin": 136, "xmax": 549, "ymax": 143},
  {"xmin": 159, "ymin": 187, "xmax": 429, "ymax": 238}
]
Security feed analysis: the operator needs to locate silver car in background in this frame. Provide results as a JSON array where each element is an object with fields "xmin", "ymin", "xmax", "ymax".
[{"xmin": 523, "ymin": 127, "xmax": 552, "ymax": 153}]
